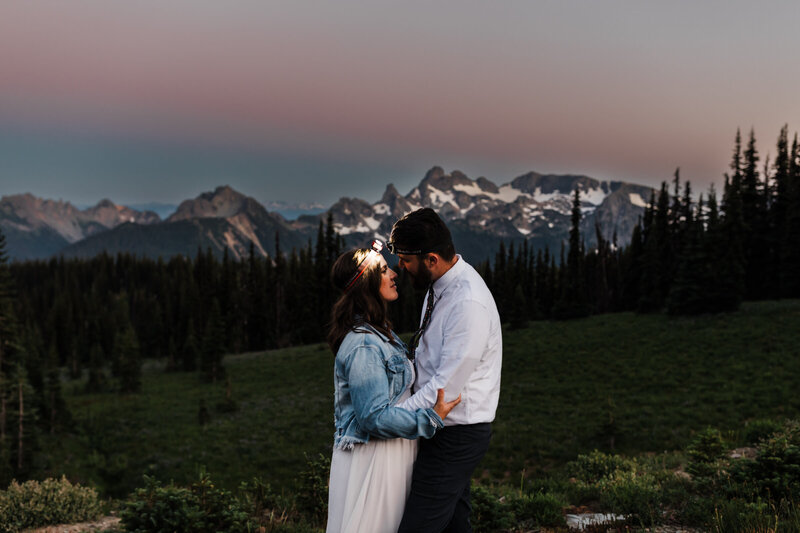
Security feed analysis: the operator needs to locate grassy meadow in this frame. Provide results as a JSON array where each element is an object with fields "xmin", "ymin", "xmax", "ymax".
[{"xmin": 41, "ymin": 300, "xmax": 800, "ymax": 500}]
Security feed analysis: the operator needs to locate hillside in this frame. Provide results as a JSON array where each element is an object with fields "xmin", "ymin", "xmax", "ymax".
[{"xmin": 40, "ymin": 300, "xmax": 800, "ymax": 498}]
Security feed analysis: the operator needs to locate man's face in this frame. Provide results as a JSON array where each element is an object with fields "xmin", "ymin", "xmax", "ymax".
[{"xmin": 396, "ymin": 253, "xmax": 433, "ymax": 289}]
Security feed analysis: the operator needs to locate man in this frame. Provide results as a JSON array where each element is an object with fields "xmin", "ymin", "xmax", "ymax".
[{"xmin": 390, "ymin": 208, "xmax": 502, "ymax": 533}]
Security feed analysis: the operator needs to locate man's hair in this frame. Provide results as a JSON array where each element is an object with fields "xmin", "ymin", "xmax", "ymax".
[{"xmin": 390, "ymin": 208, "xmax": 455, "ymax": 261}]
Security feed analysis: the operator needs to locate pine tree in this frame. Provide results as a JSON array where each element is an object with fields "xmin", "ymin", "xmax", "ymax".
[
  {"xmin": 553, "ymin": 188, "xmax": 589, "ymax": 318},
  {"xmin": 667, "ymin": 195, "xmax": 713, "ymax": 314},
  {"xmin": 740, "ymin": 128, "xmax": 768, "ymax": 298},
  {"xmin": 182, "ymin": 321, "xmax": 200, "ymax": 372},
  {"xmin": 782, "ymin": 133, "xmax": 800, "ymax": 296},
  {"xmin": 86, "ymin": 342, "xmax": 107, "ymax": 393},
  {"xmin": 715, "ymin": 170, "xmax": 746, "ymax": 311},
  {"xmin": 109, "ymin": 293, "xmax": 143, "ymax": 394},
  {"xmin": 509, "ymin": 284, "xmax": 527, "ymax": 330},
  {"xmin": 0, "ymin": 228, "xmax": 30, "ymax": 482},
  {"xmin": 639, "ymin": 182, "xmax": 670, "ymax": 311},
  {"xmin": 115, "ymin": 322, "xmax": 142, "ymax": 394},
  {"xmin": 200, "ymin": 300, "xmax": 226, "ymax": 383}
]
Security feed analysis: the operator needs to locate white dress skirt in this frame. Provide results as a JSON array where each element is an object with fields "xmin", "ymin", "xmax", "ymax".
[{"xmin": 326, "ymin": 380, "xmax": 418, "ymax": 533}]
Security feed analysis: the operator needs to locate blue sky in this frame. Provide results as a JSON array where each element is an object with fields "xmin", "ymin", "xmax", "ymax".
[{"xmin": 1, "ymin": 1, "xmax": 798, "ymax": 207}]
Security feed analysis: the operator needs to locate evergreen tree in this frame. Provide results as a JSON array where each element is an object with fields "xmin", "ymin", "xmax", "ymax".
[
  {"xmin": 553, "ymin": 188, "xmax": 589, "ymax": 318},
  {"xmin": 181, "ymin": 321, "xmax": 200, "ymax": 372},
  {"xmin": 509, "ymin": 284, "xmax": 528, "ymax": 330},
  {"xmin": 115, "ymin": 322, "xmax": 142, "ymax": 394},
  {"xmin": 782, "ymin": 133, "xmax": 800, "ymax": 296},
  {"xmin": 715, "ymin": 171, "xmax": 746, "ymax": 311},
  {"xmin": 0, "ymin": 228, "xmax": 31, "ymax": 482},
  {"xmin": 85, "ymin": 342, "xmax": 107, "ymax": 393},
  {"xmin": 740, "ymin": 128, "xmax": 769, "ymax": 298},
  {"xmin": 667, "ymin": 195, "xmax": 714, "ymax": 314},
  {"xmin": 200, "ymin": 300, "xmax": 226, "ymax": 383},
  {"xmin": 110, "ymin": 294, "xmax": 142, "ymax": 393},
  {"xmin": 639, "ymin": 182, "xmax": 671, "ymax": 311}
]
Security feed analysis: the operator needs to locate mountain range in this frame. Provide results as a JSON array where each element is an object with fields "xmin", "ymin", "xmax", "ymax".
[{"xmin": 0, "ymin": 167, "xmax": 655, "ymax": 263}]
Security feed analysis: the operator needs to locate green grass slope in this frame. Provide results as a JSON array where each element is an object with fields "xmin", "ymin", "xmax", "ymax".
[{"xmin": 42, "ymin": 300, "xmax": 800, "ymax": 497}]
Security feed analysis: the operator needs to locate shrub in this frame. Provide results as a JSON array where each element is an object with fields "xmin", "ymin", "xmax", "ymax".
[
  {"xmin": 239, "ymin": 477, "xmax": 305, "ymax": 531},
  {"xmin": 567, "ymin": 450, "xmax": 635, "ymax": 485},
  {"xmin": 508, "ymin": 490, "xmax": 566, "ymax": 528},
  {"xmin": 470, "ymin": 484, "xmax": 514, "ymax": 533},
  {"xmin": 711, "ymin": 498, "xmax": 779, "ymax": 533},
  {"xmin": 686, "ymin": 427, "xmax": 728, "ymax": 490},
  {"xmin": 745, "ymin": 419, "xmax": 785, "ymax": 446},
  {"xmin": 733, "ymin": 420, "xmax": 800, "ymax": 501},
  {"xmin": 295, "ymin": 453, "xmax": 330, "ymax": 525},
  {"xmin": 0, "ymin": 476, "xmax": 102, "ymax": 533},
  {"xmin": 597, "ymin": 469, "xmax": 662, "ymax": 526},
  {"xmin": 121, "ymin": 471, "xmax": 254, "ymax": 533}
]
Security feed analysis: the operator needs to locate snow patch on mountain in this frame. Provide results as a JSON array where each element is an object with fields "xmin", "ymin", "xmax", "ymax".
[
  {"xmin": 363, "ymin": 216, "xmax": 380, "ymax": 231},
  {"xmin": 495, "ymin": 185, "xmax": 528, "ymax": 203},
  {"xmin": 629, "ymin": 193, "xmax": 648, "ymax": 208},
  {"xmin": 320, "ymin": 167, "xmax": 654, "ymax": 248},
  {"xmin": 582, "ymin": 186, "xmax": 608, "ymax": 205}
]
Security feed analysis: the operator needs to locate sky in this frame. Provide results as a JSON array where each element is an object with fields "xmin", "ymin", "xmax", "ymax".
[{"xmin": 1, "ymin": 1, "xmax": 799, "ymax": 208}]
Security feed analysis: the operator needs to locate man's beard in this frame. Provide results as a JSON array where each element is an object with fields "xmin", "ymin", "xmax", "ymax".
[{"xmin": 408, "ymin": 260, "xmax": 433, "ymax": 289}]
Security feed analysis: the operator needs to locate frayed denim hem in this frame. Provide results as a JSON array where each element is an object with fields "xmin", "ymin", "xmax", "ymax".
[{"xmin": 334, "ymin": 436, "xmax": 367, "ymax": 451}]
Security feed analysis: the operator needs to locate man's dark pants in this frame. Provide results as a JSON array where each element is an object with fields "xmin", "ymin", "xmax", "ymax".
[{"xmin": 398, "ymin": 422, "xmax": 492, "ymax": 533}]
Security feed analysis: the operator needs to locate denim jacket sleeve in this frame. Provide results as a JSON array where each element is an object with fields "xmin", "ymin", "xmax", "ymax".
[{"xmin": 344, "ymin": 343, "xmax": 443, "ymax": 439}]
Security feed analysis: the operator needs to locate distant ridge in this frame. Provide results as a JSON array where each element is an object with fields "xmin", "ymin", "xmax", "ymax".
[{"xmin": 2, "ymin": 168, "xmax": 655, "ymax": 262}]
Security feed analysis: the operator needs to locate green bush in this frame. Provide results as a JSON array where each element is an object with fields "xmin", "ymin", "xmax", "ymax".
[
  {"xmin": 0, "ymin": 476, "xmax": 102, "ymax": 533},
  {"xmin": 711, "ymin": 498, "xmax": 779, "ymax": 533},
  {"xmin": 470, "ymin": 484, "xmax": 515, "ymax": 533},
  {"xmin": 295, "ymin": 453, "xmax": 330, "ymax": 525},
  {"xmin": 732, "ymin": 420, "xmax": 800, "ymax": 501},
  {"xmin": 470, "ymin": 483, "xmax": 566, "ymax": 532},
  {"xmin": 744, "ymin": 418, "xmax": 785, "ymax": 446},
  {"xmin": 121, "ymin": 471, "xmax": 254, "ymax": 533},
  {"xmin": 508, "ymin": 490, "xmax": 566, "ymax": 528},
  {"xmin": 239, "ymin": 477, "xmax": 315, "ymax": 531},
  {"xmin": 686, "ymin": 427, "xmax": 729, "ymax": 494},
  {"xmin": 597, "ymin": 469, "xmax": 661, "ymax": 526},
  {"xmin": 567, "ymin": 449, "xmax": 635, "ymax": 485}
]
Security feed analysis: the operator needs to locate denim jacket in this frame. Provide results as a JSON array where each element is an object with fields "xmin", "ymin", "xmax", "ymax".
[{"xmin": 333, "ymin": 323, "xmax": 443, "ymax": 450}]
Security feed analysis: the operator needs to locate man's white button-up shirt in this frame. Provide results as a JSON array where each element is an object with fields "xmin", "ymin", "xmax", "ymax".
[{"xmin": 397, "ymin": 255, "xmax": 502, "ymax": 426}]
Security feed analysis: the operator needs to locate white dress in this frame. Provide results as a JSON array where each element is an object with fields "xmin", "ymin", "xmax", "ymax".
[{"xmin": 326, "ymin": 368, "xmax": 418, "ymax": 533}]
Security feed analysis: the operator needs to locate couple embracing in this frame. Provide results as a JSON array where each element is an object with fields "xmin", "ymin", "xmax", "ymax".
[{"xmin": 326, "ymin": 208, "xmax": 502, "ymax": 533}]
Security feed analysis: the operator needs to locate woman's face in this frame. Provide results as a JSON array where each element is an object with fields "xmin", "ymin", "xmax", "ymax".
[{"xmin": 377, "ymin": 256, "xmax": 399, "ymax": 302}]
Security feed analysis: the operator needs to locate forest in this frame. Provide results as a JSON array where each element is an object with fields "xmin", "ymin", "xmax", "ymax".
[{"xmin": 0, "ymin": 125, "xmax": 798, "ymax": 485}]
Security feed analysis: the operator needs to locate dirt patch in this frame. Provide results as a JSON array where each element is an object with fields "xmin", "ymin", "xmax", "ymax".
[{"xmin": 23, "ymin": 516, "xmax": 121, "ymax": 533}]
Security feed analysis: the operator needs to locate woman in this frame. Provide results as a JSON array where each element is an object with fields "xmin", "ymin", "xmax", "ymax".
[{"xmin": 326, "ymin": 242, "xmax": 460, "ymax": 533}]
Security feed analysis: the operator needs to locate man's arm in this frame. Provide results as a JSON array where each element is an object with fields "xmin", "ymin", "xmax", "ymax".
[{"xmin": 397, "ymin": 299, "xmax": 488, "ymax": 411}]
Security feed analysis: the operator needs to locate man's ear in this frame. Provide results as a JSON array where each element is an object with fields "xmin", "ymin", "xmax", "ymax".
[{"xmin": 424, "ymin": 253, "xmax": 439, "ymax": 269}]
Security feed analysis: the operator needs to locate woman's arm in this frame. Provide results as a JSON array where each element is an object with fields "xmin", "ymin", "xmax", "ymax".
[{"xmin": 344, "ymin": 344, "xmax": 443, "ymax": 440}]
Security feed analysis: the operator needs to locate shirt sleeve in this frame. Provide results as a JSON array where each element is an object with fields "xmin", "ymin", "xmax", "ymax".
[
  {"xmin": 345, "ymin": 344, "xmax": 443, "ymax": 439},
  {"xmin": 396, "ymin": 298, "xmax": 488, "ymax": 411}
]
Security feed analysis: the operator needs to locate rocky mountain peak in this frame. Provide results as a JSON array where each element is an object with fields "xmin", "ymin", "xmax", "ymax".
[
  {"xmin": 94, "ymin": 199, "xmax": 117, "ymax": 209},
  {"xmin": 380, "ymin": 184, "xmax": 402, "ymax": 204},
  {"xmin": 168, "ymin": 185, "xmax": 254, "ymax": 222},
  {"xmin": 476, "ymin": 177, "xmax": 499, "ymax": 194},
  {"xmin": 418, "ymin": 167, "xmax": 474, "ymax": 193}
]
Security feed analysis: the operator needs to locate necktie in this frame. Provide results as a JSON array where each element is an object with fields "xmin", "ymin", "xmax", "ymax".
[{"xmin": 409, "ymin": 284, "xmax": 435, "ymax": 360}]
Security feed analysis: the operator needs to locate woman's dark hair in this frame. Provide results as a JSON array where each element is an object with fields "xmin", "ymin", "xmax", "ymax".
[
  {"xmin": 327, "ymin": 248, "xmax": 394, "ymax": 353},
  {"xmin": 390, "ymin": 207, "xmax": 455, "ymax": 260}
]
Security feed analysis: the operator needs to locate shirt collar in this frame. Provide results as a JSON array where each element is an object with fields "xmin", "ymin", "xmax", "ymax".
[{"xmin": 432, "ymin": 254, "xmax": 463, "ymax": 296}]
